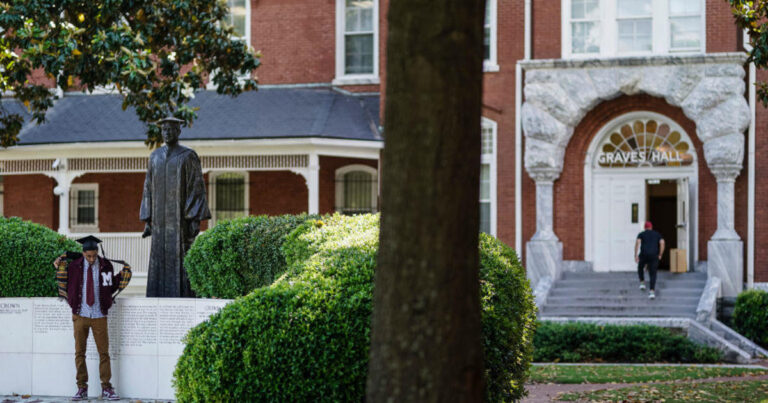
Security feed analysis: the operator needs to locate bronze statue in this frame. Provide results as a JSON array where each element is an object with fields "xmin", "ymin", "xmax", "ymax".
[{"xmin": 140, "ymin": 117, "xmax": 211, "ymax": 297}]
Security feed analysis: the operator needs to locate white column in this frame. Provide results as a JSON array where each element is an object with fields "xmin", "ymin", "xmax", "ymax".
[
  {"xmin": 307, "ymin": 154, "xmax": 320, "ymax": 214},
  {"xmin": 45, "ymin": 159, "xmax": 82, "ymax": 235},
  {"xmin": 708, "ymin": 165, "xmax": 743, "ymax": 297},
  {"xmin": 526, "ymin": 169, "xmax": 563, "ymax": 287}
]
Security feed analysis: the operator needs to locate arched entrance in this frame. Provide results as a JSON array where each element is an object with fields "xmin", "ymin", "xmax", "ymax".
[{"xmin": 584, "ymin": 112, "xmax": 698, "ymax": 272}]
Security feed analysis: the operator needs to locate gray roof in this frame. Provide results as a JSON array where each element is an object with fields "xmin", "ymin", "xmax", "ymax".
[{"xmin": 12, "ymin": 88, "xmax": 381, "ymax": 145}]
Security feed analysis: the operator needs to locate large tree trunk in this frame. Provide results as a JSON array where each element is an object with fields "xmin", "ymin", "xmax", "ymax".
[{"xmin": 366, "ymin": 0, "xmax": 486, "ymax": 401}]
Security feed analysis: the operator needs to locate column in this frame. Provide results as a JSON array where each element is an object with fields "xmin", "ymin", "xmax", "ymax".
[
  {"xmin": 307, "ymin": 154, "xmax": 320, "ymax": 215},
  {"xmin": 526, "ymin": 170, "xmax": 563, "ymax": 287},
  {"xmin": 707, "ymin": 165, "xmax": 743, "ymax": 297},
  {"xmin": 45, "ymin": 159, "xmax": 77, "ymax": 235}
]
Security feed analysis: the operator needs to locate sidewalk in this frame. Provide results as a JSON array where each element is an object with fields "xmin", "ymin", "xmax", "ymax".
[{"xmin": 2, "ymin": 396, "xmax": 171, "ymax": 403}]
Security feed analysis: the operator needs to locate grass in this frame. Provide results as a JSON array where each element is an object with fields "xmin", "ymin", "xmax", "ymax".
[
  {"xmin": 558, "ymin": 379, "xmax": 768, "ymax": 402},
  {"xmin": 530, "ymin": 364, "xmax": 768, "ymax": 384}
]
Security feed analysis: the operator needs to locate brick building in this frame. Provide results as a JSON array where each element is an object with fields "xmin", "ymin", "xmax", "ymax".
[{"xmin": 1, "ymin": 0, "xmax": 766, "ymax": 294}]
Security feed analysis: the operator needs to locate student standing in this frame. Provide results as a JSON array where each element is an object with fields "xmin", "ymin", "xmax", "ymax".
[{"xmin": 635, "ymin": 221, "xmax": 665, "ymax": 300}]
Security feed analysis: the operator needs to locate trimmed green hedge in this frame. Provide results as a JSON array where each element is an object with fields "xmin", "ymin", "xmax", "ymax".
[
  {"xmin": 0, "ymin": 216, "xmax": 80, "ymax": 297},
  {"xmin": 185, "ymin": 214, "xmax": 317, "ymax": 299},
  {"xmin": 174, "ymin": 215, "xmax": 537, "ymax": 402},
  {"xmin": 533, "ymin": 321, "xmax": 722, "ymax": 363},
  {"xmin": 732, "ymin": 289, "xmax": 768, "ymax": 349}
]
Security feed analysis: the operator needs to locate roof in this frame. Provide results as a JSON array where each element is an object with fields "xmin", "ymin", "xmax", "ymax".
[{"xmin": 12, "ymin": 88, "xmax": 381, "ymax": 145}]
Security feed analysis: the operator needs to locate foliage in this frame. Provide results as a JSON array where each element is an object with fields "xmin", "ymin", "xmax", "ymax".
[
  {"xmin": 184, "ymin": 214, "xmax": 317, "ymax": 299},
  {"xmin": 534, "ymin": 321, "xmax": 722, "ymax": 363},
  {"xmin": 732, "ymin": 289, "xmax": 768, "ymax": 348},
  {"xmin": 0, "ymin": 216, "xmax": 80, "ymax": 297},
  {"xmin": 729, "ymin": 1, "xmax": 768, "ymax": 106},
  {"xmin": 530, "ymin": 364, "xmax": 767, "ymax": 384},
  {"xmin": 0, "ymin": 0, "xmax": 260, "ymax": 147},
  {"xmin": 559, "ymin": 379, "xmax": 768, "ymax": 402},
  {"xmin": 174, "ymin": 215, "xmax": 537, "ymax": 402}
]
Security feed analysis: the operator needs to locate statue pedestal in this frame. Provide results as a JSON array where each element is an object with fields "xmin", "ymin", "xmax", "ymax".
[
  {"xmin": 707, "ymin": 239, "xmax": 743, "ymax": 298},
  {"xmin": 526, "ymin": 239, "xmax": 563, "ymax": 287}
]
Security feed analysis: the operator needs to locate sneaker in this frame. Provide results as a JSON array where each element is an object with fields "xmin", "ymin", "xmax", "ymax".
[
  {"xmin": 101, "ymin": 387, "xmax": 120, "ymax": 401},
  {"xmin": 649, "ymin": 291, "xmax": 656, "ymax": 300},
  {"xmin": 71, "ymin": 387, "xmax": 87, "ymax": 401},
  {"xmin": 639, "ymin": 283, "xmax": 646, "ymax": 290}
]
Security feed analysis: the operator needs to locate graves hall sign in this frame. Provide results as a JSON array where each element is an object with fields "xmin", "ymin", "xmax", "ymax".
[{"xmin": 596, "ymin": 118, "xmax": 694, "ymax": 168}]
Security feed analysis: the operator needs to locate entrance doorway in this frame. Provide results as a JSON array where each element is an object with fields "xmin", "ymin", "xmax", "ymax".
[{"xmin": 647, "ymin": 180, "xmax": 677, "ymax": 270}]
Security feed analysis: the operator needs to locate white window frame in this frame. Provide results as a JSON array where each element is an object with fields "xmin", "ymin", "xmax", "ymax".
[
  {"xmin": 334, "ymin": 0, "xmax": 380, "ymax": 86},
  {"xmin": 561, "ymin": 0, "xmax": 705, "ymax": 58},
  {"xmin": 209, "ymin": 171, "xmax": 250, "ymax": 226},
  {"xmin": 334, "ymin": 164, "xmax": 378, "ymax": 214},
  {"xmin": 484, "ymin": 0, "xmax": 499, "ymax": 72},
  {"xmin": 70, "ymin": 183, "xmax": 99, "ymax": 233},
  {"xmin": 481, "ymin": 117, "xmax": 497, "ymax": 237},
  {"xmin": 206, "ymin": 0, "xmax": 252, "ymax": 90}
]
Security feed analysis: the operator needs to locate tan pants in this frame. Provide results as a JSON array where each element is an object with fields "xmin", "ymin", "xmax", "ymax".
[{"xmin": 72, "ymin": 314, "xmax": 112, "ymax": 389}]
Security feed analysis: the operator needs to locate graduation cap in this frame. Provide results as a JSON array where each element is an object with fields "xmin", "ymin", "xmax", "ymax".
[{"xmin": 76, "ymin": 235, "xmax": 102, "ymax": 252}]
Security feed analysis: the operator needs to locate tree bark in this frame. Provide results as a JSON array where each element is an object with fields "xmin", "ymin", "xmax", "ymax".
[{"xmin": 367, "ymin": 0, "xmax": 486, "ymax": 401}]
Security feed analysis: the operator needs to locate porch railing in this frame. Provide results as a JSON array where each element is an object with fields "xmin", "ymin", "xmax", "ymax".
[{"xmin": 69, "ymin": 232, "xmax": 151, "ymax": 274}]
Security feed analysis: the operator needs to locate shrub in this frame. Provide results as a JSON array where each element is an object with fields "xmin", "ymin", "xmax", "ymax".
[
  {"xmin": 533, "ymin": 321, "xmax": 722, "ymax": 363},
  {"xmin": 0, "ymin": 216, "xmax": 80, "ymax": 297},
  {"xmin": 732, "ymin": 289, "xmax": 768, "ymax": 349},
  {"xmin": 185, "ymin": 214, "xmax": 317, "ymax": 298},
  {"xmin": 175, "ymin": 215, "xmax": 537, "ymax": 402}
]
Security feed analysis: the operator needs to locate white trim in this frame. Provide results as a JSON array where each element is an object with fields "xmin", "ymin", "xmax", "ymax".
[
  {"xmin": 483, "ymin": 0, "xmax": 499, "ymax": 72},
  {"xmin": 748, "ymin": 62, "xmax": 756, "ymax": 289},
  {"xmin": 334, "ymin": 164, "xmax": 378, "ymax": 214},
  {"xmin": 335, "ymin": 0, "xmax": 379, "ymax": 84},
  {"xmin": 584, "ymin": 111, "xmax": 698, "ymax": 267},
  {"xmin": 482, "ymin": 117, "xmax": 498, "ymax": 237},
  {"xmin": 70, "ymin": 183, "xmax": 100, "ymax": 233},
  {"xmin": 209, "ymin": 171, "xmax": 250, "ymax": 226},
  {"xmin": 561, "ymin": 0, "xmax": 706, "ymax": 58}
]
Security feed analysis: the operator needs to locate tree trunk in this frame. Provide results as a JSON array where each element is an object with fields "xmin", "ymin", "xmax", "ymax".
[{"xmin": 366, "ymin": 0, "xmax": 486, "ymax": 401}]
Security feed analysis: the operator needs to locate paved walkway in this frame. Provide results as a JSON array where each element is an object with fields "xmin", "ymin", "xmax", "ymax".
[
  {"xmin": 1, "ymin": 397, "xmax": 171, "ymax": 403},
  {"xmin": 522, "ymin": 374, "xmax": 768, "ymax": 402}
]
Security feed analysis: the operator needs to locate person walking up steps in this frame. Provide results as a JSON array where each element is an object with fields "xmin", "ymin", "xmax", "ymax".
[{"xmin": 635, "ymin": 221, "xmax": 665, "ymax": 300}]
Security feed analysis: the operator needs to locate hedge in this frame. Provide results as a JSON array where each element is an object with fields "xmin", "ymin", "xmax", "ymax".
[
  {"xmin": 533, "ymin": 321, "xmax": 722, "ymax": 363},
  {"xmin": 732, "ymin": 289, "xmax": 768, "ymax": 349},
  {"xmin": 184, "ymin": 214, "xmax": 317, "ymax": 299},
  {"xmin": 174, "ymin": 214, "xmax": 537, "ymax": 402},
  {"xmin": 0, "ymin": 216, "xmax": 80, "ymax": 297}
]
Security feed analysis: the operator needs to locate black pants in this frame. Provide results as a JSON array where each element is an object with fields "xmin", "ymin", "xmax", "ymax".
[{"xmin": 637, "ymin": 255, "xmax": 659, "ymax": 291}]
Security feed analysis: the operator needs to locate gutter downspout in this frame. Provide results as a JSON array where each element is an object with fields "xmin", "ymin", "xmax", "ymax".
[
  {"xmin": 515, "ymin": 0, "xmax": 531, "ymax": 254},
  {"xmin": 748, "ymin": 62, "xmax": 755, "ymax": 289}
]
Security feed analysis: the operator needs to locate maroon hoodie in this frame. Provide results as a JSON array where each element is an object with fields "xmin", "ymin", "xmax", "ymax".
[{"xmin": 65, "ymin": 256, "xmax": 122, "ymax": 316}]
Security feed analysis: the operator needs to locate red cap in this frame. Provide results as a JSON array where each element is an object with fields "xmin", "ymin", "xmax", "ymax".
[{"xmin": 644, "ymin": 221, "xmax": 653, "ymax": 229}]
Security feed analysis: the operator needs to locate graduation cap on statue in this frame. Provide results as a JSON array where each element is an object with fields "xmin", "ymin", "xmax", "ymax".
[{"xmin": 157, "ymin": 116, "xmax": 185, "ymax": 127}]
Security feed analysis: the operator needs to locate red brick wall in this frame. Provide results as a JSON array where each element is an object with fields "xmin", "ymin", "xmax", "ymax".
[
  {"xmin": 248, "ymin": 171, "xmax": 308, "ymax": 215},
  {"xmin": 706, "ymin": 0, "xmax": 741, "ymax": 53},
  {"xmin": 73, "ymin": 173, "xmax": 146, "ymax": 232},
  {"xmin": 319, "ymin": 156, "xmax": 378, "ymax": 214},
  {"xmin": 525, "ymin": 94, "xmax": 746, "ymax": 264},
  {"xmin": 532, "ymin": 0, "xmax": 560, "ymax": 59},
  {"xmin": 3, "ymin": 174, "xmax": 57, "ymax": 229},
  {"xmin": 755, "ymin": 70, "xmax": 768, "ymax": 283}
]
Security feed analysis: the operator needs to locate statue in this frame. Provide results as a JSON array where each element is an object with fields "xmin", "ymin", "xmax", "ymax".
[{"xmin": 140, "ymin": 117, "xmax": 211, "ymax": 297}]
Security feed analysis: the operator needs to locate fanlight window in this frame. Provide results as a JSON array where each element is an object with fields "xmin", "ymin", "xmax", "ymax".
[{"xmin": 597, "ymin": 118, "xmax": 694, "ymax": 168}]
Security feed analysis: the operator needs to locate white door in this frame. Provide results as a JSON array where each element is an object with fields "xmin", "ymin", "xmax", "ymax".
[
  {"xmin": 593, "ymin": 175, "xmax": 646, "ymax": 271},
  {"xmin": 677, "ymin": 177, "xmax": 690, "ymax": 268}
]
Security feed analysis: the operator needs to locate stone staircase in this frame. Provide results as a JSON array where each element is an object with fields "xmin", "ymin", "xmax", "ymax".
[{"xmin": 540, "ymin": 271, "xmax": 706, "ymax": 317}]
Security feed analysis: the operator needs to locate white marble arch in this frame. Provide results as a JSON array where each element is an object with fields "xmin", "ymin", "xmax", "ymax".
[{"xmin": 520, "ymin": 53, "xmax": 749, "ymax": 295}]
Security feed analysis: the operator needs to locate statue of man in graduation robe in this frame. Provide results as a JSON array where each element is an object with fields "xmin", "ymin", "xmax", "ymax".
[{"xmin": 140, "ymin": 117, "xmax": 211, "ymax": 297}]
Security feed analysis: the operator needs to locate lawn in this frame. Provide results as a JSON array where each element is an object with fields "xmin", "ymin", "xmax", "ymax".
[
  {"xmin": 558, "ymin": 379, "xmax": 768, "ymax": 402},
  {"xmin": 530, "ymin": 364, "xmax": 768, "ymax": 384}
]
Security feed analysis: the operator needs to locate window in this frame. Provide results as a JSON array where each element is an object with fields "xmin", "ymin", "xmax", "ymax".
[
  {"xmin": 210, "ymin": 172, "xmax": 249, "ymax": 224},
  {"xmin": 484, "ymin": 0, "xmax": 499, "ymax": 71},
  {"xmin": 562, "ymin": 0, "xmax": 704, "ymax": 57},
  {"xmin": 70, "ymin": 184, "xmax": 99, "ymax": 232},
  {"xmin": 480, "ymin": 118, "xmax": 497, "ymax": 236},
  {"xmin": 335, "ymin": 0, "xmax": 379, "ymax": 85},
  {"xmin": 335, "ymin": 165, "xmax": 378, "ymax": 215},
  {"xmin": 227, "ymin": 0, "xmax": 250, "ymax": 43}
]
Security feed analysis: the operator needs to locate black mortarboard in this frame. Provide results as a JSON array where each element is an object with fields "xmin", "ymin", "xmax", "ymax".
[
  {"xmin": 76, "ymin": 235, "xmax": 102, "ymax": 252},
  {"xmin": 158, "ymin": 116, "xmax": 184, "ymax": 127}
]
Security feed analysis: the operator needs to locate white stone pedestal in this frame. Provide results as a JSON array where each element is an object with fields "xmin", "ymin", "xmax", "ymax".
[
  {"xmin": 707, "ymin": 239, "xmax": 743, "ymax": 298},
  {"xmin": 526, "ymin": 240, "xmax": 563, "ymax": 287}
]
